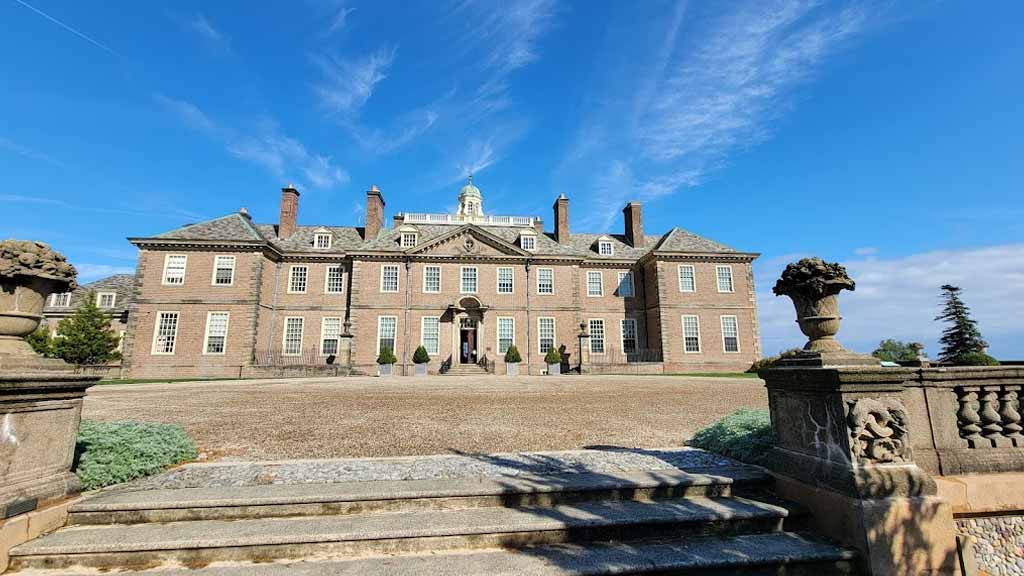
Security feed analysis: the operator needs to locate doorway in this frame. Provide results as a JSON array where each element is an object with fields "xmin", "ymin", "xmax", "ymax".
[{"xmin": 459, "ymin": 317, "xmax": 478, "ymax": 364}]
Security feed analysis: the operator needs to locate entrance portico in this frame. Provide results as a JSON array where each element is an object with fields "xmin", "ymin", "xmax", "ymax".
[{"xmin": 447, "ymin": 296, "xmax": 488, "ymax": 366}]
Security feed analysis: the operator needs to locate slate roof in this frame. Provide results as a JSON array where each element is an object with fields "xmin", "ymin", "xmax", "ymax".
[
  {"xmin": 44, "ymin": 273, "xmax": 135, "ymax": 315},
  {"xmin": 152, "ymin": 213, "xmax": 263, "ymax": 242},
  {"xmin": 256, "ymin": 225, "xmax": 366, "ymax": 254}
]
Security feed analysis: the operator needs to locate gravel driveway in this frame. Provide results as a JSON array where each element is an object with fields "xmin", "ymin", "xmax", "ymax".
[{"xmin": 82, "ymin": 375, "xmax": 767, "ymax": 461}]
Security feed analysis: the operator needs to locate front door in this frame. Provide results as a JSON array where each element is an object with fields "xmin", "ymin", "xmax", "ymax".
[{"xmin": 459, "ymin": 318, "xmax": 478, "ymax": 364}]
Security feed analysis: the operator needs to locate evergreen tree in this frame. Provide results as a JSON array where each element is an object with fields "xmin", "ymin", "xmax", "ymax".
[
  {"xmin": 871, "ymin": 339, "xmax": 922, "ymax": 363},
  {"xmin": 26, "ymin": 326, "xmax": 54, "ymax": 357},
  {"xmin": 935, "ymin": 285, "xmax": 988, "ymax": 364},
  {"xmin": 53, "ymin": 290, "xmax": 121, "ymax": 365}
]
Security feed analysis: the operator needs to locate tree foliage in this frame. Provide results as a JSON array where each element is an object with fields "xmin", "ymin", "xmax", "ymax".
[
  {"xmin": 503, "ymin": 344, "xmax": 522, "ymax": 363},
  {"xmin": 935, "ymin": 285, "xmax": 992, "ymax": 364},
  {"xmin": 376, "ymin": 346, "xmax": 397, "ymax": 365},
  {"xmin": 27, "ymin": 326, "xmax": 55, "ymax": 357},
  {"xmin": 871, "ymin": 339, "xmax": 922, "ymax": 363},
  {"xmin": 412, "ymin": 345, "xmax": 430, "ymax": 364},
  {"xmin": 53, "ymin": 290, "xmax": 121, "ymax": 365},
  {"xmin": 544, "ymin": 348, "xmax": 563, "ymax": 364}
]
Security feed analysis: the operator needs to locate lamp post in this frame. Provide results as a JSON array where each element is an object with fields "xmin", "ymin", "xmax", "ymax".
[{"xmin": 577, "ymin": 322, "xmax": 589, "ymax": 374}]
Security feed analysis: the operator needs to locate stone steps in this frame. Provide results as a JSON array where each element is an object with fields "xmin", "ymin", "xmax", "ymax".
[{"xmin": 443, "ymin": 364, "xmax": 490, "ymax": 375}]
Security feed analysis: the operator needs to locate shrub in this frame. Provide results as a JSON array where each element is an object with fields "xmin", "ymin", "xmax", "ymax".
[
  {"xmin": 74, "ymin": 420, "xmax": 198, "ymax": 490},
  {"xmin": 688, "ymin": 409, "xmax": 774, "ymax": 466},
  {"xmin": 26, "ymin": 326, "xmax": 54, "ymax": 357},
  {"xmin": 747, "ymin": 348, "xmax": 803, "ymax": 372},
  {"xmin": 544, "ymin": 348, "xmax": 563, "ymax": 364},
  {"xmin": 953, "ymin": 352, "xmax": 1000, "ymax": 366},
  {"xmin": 376, "ymin": 346, "xmax": 397, "ymax": 365},
  {"xmin": 872, "ymin": 339, "xmax": 922, "ymax": 362},
  {"xmin": 412, "ymin": 345, "xmax": 430, "ymax": 364},
  {"xmin": 54, "ymin": 291, "xmax": 121, "ymax": 365},
  {"xmin": 504, "ymin": 344, "xmax": 522, "ymax": 363}
]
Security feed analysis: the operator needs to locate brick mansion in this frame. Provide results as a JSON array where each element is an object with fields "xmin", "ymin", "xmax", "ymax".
[{"xmin": 117, "ymin": 180, "xmax": 761, "ymax": 377}]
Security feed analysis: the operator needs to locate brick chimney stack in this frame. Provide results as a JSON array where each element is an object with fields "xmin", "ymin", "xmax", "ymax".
[
  {"xmin": 623, "ymin": 202, "xmax": 644, "ymax": 248},
  {"xmin": 365, "ymin": 185, "xmax": 385, "ymax": 240},
  {"xmin": 278, "ymin": 185, "xmax": 299, "ymax": 239},
  {"xmin": 553, "ymin": 193, "xmax": 570, "ymax": 244}
]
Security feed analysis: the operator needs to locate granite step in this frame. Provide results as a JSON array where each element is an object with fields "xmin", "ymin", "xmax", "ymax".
[
  {"xmin": 8, "ymin": 533, "xmax": 858, "ymax": 575},
  {"xmin": 9, "ymin": 497, "xmax": 790, "ymax": 572},
  {"xmin": 68, "ymin": 468, "xmax": 769, "ymax": 524}
]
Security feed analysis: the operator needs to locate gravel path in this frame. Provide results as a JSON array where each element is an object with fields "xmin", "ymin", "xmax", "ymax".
[{"xmin": 83, "ymin": 375, "xmax": 767, "ymax": 462}]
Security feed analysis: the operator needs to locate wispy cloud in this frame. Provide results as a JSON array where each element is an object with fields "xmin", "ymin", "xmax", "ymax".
[
  {"xmin": 153, "ymin": 94, "xmax": 217, "ymax": 135},
  {"xmin": 0, "ymin": 136, "xmax": 67, "ymax": 168},
  {"xmin": 452, "ymin": 0, "xmax": 558, "ymax": 75},
  {"xmin": 189, "ymin": 13, "xmax": 227, "ymax": 43},
  {"xmin": 322, "ymin": 0, "xmax": 356, "ymax": 36},
  {"xmin": 0, "ymin": 193, "xmax": 204, "ymax": 221},
  {"xmin": 313, "ymin": 47, "xmax": 396, "ymax": 116},
  {"xmin": 13, "ymin": 0, "xmax": 121, "ymax": 57}
]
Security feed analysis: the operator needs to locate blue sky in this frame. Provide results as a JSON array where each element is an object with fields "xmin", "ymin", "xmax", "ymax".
[{"xmin": 2, "ymin": 0, "xmax": 1022, "ymax": 358}]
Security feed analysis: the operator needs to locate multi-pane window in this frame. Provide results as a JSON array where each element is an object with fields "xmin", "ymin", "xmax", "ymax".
[
  {"xmin": 461, "ymin": 267, "xmax": 478, "ymax": 293},
  {"xmin": 589, "ymin": 319, "xmax": 605, "ymax": 354},
  {"xmin": 288, "ymin": 266, "xmax": 308, "ymax": 293},
  {"xmin": 682, "ymin": 315, "xmax": 701, "ymax": 353},
  {"xmin": 716, "ymin": 265, "xmax": 734, "ymax": 293},
  {"xmin": 617, "ymin": 271, "xmax": 634, "ymax": 297},
  {"xmin": 497, "ymin": 317, "xmax": 515, "ymax": 354},
  {"xmin": 283, "ymin": 317, "xmax": 304, "ymax": 355},
  {"xmin": 497, "ymin": 267, "xmax": 514, "ymax": 294},
  {"xmin": 423, "ymin": 265, "xmax": 441, "ymax": 293},
  {"xmin": 537, "ymin": 268, "xmax": 554, "ymax": 294},
  {"xmin": 321, "ymin": 317, "xmax": 341, "ymax": 355},
  {"xmin": 678, "ymin": 265, "xmax": 696, "ymax": 292},
  {"xmin": 380, "ymin": 264, "xmax": 400, "ymax": 293},
  {"xmin": 587, "ymin": 271, "xmax": 603, "ymax": 297},
  {"xmin": 598, "ymin": 241, "xmax": 614, "ymax": 256},
  {"xmin": 538, "ymin": 317, "xmax": 556, "ymax": 354},
  {"xmin": 621, "ymin": 319, "xmax": 638, "ymax": 354},
  {"xmin": 721, "ymin": 316, "xmax": 740, "ymax": 353},
  {"xmin": 325, "ymin": 265, "xmax": 344, "ymax": 294},
  {"xmin": 401, "ymin": 232, "xmax": 418, "ymax": 248},
  {"xmin": 421, "ymin": 317, "xmax": 439, "ymax": 355},
  {"xmin": 96, "ymin": 292, "xmax": 116, "ymax": 308},
  {"xmin": 314, "ymin": 233, "xmax": 332, "ymax": 249},
  {"xmin": 204, "ymin": 312, "xmax": 229, "ymax": 355},
  {"xmin": 213, "ymin": 255, "xmax": 235, "ymax": 285},
  {"xmin": 521, "ymin": 235, "xmax": 536, "ymax": 250},
  {"xmin": 51, "ymin": 293, "xmax": 71, "ymax": 307},
  {"xmin": 151, "ymin": 312, "xmax": 179, "ymax": 355},
  {"xmin": 162, "ymin": 254, "xmax": 187, "ymax": 285},
  {"xmin": 377, "ymin": 316, "xmax": 397, "ymax": 353}
]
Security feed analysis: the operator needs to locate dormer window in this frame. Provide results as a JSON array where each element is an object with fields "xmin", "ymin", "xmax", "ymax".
[
  {"xmin": 401, "ymin": 232, "xmax": 418, "ymax": 248},
  {"xmin": 51, "ymin": 293, "xmax": 71, "ymax": 307},
  {"xmin": 520, "ymin": 231, "xmax": 536, "ymax": 251},
  {"xmin": 314, "ymin": 232, "xmax": 332, "ymax": 249},
  {"xmin": 96, "ymin": 292, "xmax": 117, "ymax": 309},
  {"xmin": 598, "ymin": 240, "xmax": 614, "ymax": 256}
]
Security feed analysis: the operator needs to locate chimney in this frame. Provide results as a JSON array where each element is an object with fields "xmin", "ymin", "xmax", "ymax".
[
  {"xmin": 393, "ymin": 213, "xmax": 404, "ymax": 229},
  {"xmin": 533, "ymin": 217, "xmax": 544, "ymax": 235},
  {"xmin": 365, "ymin": 184, "xmax": 385, "ymax": 240},
  {"xmin": 553, "ymin": 194, "xmax": 569, "ymax": 244},
  {"xmin": 278, "ymin": 185, "xmax": 299, "ymax": 239},
  {"xmin": 623, "ymin": 202, "xmax": 644, "ymax": 248}
]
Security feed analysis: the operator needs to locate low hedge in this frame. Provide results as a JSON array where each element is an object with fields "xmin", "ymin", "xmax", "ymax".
[
  {"xmin": 687, "ymin": 409, "xmax": 774, "ymax": 466},
  {"xmin": 74, "ymin": 420, "xmax": 198, "ymax": 490}
]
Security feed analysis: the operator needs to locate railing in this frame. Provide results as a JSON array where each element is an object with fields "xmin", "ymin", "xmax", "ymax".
[
  {"xmin": 955, "ymin": 384, "xmax": 1023, "ymax": 448},
  {"xmin": 588, "ymin": 346, "xmax": 664, "ymax": 365},
  {"xmin": 253, "ymin": 350, "xmax": 339, "ymax": 366},
  {"xmin": 401, "ymin": 213, "xmax": 536, "ymax": 227}
]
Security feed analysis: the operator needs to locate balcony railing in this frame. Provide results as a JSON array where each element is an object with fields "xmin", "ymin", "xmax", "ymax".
[{"xmin": 401, "ymin": 213, "xmax": 536, "ymax": 227}]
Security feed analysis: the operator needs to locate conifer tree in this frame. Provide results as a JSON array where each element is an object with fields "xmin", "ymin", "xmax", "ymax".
[
  {"xmin": 935, "ymin": 284, "xmax": 987, "ymax": 364},
  {"xmin": 54, "ymin": 290, "xmax": 121, "ymax": 365}
]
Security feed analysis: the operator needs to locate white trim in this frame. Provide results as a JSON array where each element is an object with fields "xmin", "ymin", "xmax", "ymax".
[
  {"xmin": 95, "ymin": 291, "xmax": 117, "ymax": 308},
  {"xmin": 377, "ymin": 315, "xmax": 398, "ymax": 354},
  {"xmin": 324, "ymin": 265, "xmax": 345, "ymax": 294},
  {"xmin": 460, "ymin": 266, "xmax": 478, "ymax": 294},
  {"xmin": 678, "ymin": 265, "xmax": 696, "ymax": 293},
  {"xmin": 682, "ymin": 315, "xmax": 702, "ymax": 354},
  {"xmin": 422, "ymin": 265, "xmax": 441, "ymax": 294},
  {"xmin": 51, "ymin": 292, "xmax": 72, "ymax": 307},
  {"xmin": 716, "ymin": 265, "xmax": 735, "ymax": 293},
  {"xmin": 150, "ymin": 311, "xmax": 179, "ymax": 355},
  {"xmin": 320, "ymin": 317, "xmax": 342, "ymax": 355},
  {"xmin": 616, "ymin": 271, "xmax": 634, "ymax": 298},
  {"xmin": 620, "ymin": 318, "xmax": 638, "ymax": 355},
  {"xmin": 598, "ymin": 240, "xmax": 614, "ymax": 256},
  {"xmin": 420, "ymin": 316, "xmax": 440, "ymax": 355},
  {"xmin": 161, "ymin": 254, "xmax": 187, "ymax": 286},
  {"xmin": 400, "ymin": 232, "xmax": 418, "ymax": 248},
  {"xmin": 586, "ymin": 270, "xmax": 604, "ymax": 297},
  {"xmin": 537, "ymin": 317, "xmax": 556, "ymax": 355},
  {"xmin": 496, "ymin": 316, "xmax": 515, "ymax": 355},
  {"xmin": 211, "ymin": 255, "xmax": 236, "ymax": 286},
  {"xmin": 380, "ymin": 264, "xmax": 400, "ymax": 293},
  {"xmin": 588, "ymin": 318, "xmax": 606, "ymax": 354},
  {"xmin": 496, "ymin": 266, "xmax": 514, "ymax": 294},
  {"xmin": 282, "ymin": 316, "xmax": 304, "ymax": 356},
  {"xmin": 720, "ymin": 315, "xmax": 741, "ymax": 353},
  {"xmin": 314, "ymin": 232, "xmax": 333, "ymax": 249},
  {"xmin": 536, "ymin": 267, "xmax": 554, "ymax": 295},
  {"xmin": 287, "ymin": 265, "xmax": 309, "ymax": 294},
  {"xmin": 202, "ymin": 311, "xmax": 230, "ymax": 356},
  {"xmin": 520, "ymin": 233, "xmax": 536, "ymax": 251}
]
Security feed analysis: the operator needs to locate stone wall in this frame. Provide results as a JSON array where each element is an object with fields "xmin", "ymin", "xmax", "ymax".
[{"xmin": 957, "ymin": 515, "xmax": 1024, "ymax": 575}]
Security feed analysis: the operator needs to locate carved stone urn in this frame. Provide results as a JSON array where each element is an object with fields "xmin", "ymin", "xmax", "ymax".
[
  {"xmin": 773, "ymin": 257, "xmax": 855, "ymax": 353},
  {"xmin": 0, "ymin": 240, "xmax": 78, "ymax": 360}
]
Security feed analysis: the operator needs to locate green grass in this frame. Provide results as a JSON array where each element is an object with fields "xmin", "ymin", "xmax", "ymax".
[{"xmin": 98, "ymin": 377, "xmax": 244, "ymax": 385}]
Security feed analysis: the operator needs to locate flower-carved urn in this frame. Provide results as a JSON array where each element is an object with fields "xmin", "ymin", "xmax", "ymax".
[
  {"xmin": 773, "ymin": 257, "xmax": 855, "ymax": 353},
  {"xmin": 0, "ymin": 239, "xmax": 77, "ymax": 359}
]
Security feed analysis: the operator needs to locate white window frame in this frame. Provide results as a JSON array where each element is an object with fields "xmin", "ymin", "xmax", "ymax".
[
  {"xmin": 460, "ymin": 266, "xmax": 478, "ymax": 294},
  {"xmin": 150, "ymin": 311, "xmax": 179, "ymax": 355},
  {"xmin": 588, "ymin": 319, "xmax": 606, "ymax": 354},
  {"xmin": 678, "ymin": 265, "xmax": 696, "ymax": 292},
  {"xmin": 598, "ymin": 241, "xmax": 614, "ymax": 256},
  {"xmin": 161, "ymin": 254, "xmax": 187, "ymax": 286},
  {"xmin": 320, "ymin": 317, "xmax": 342, "ymax": 356},
  {"xmin": 682, "ymin": 315, "xmax": 702, "ymax": 354},
  {"xmin": 537, "ymin": 268, "xmax": 554, "ymax": 295},
  {"xmin": 716, "ymin": 265, "xmax": 735, "ymax": 293},
  {"xmin": 282, "ymin": 317, "xmax": 304, "ymax": 356},
  {"xmin": 421, "ymin": 316, "xmax": 440, "ymax": 355},
  {"xmin": 520, "ymin": 234, "xmax": 536, "ymax": 251},
  {"xmin": 325, "ymin": 265, "xmax": 345, "ymax": 294},
  {"xmin": 400, "ymin": 232, "xmax": 418, "ymax": 248},
  {"xmin": 51, "ymin": 292, "xmax": 71, "ymax": 307},
  {"xmin": 616, "ymin": 271, "xmax": 634, "ymax": 298},
  {"xmin": 497, "ymin": 317, "xmax": 515, "ymax": 355},
  {"xmin": 117, "ymin": 330, "xmax": 126, "ymax": 352},
  {"xmin": 538, "ymin": 317, "xmax": 556, "ymax": 354},
  {"xmin": 96, "ymin": 291, "xmax": 117, "ymax": 308},
  {"xmin": 203, "ymin": 311, "xmax": 230, "ymax": 355},
  {"xmin": 377, "ymin": 315, "xmax": 398, "ymax": 354},
  {"xmin": 721, "ymin": 315, "xmax": 741, "ymax": 353},
  {"xmin": 314, "ymin": 233, "xmax": 332, "ymax": 249},
  {"xmin": 621, "ymin": 318, "xmax": 638, "ymax": 355},
  {"xmin": 288, "ymin": 265, "xmax": 309, "ymax": 294},
  {"xmin": 211, "ymin": 255, "xmax": 236, "ymax": 286},
  {"xmin": 497, "ymin": 267, "xmax": 514, "ymax": 294},
  {"xmin": 380, "ymin": 264, "xmax": 400, "ymax": 293},
  {"xmin": 586, "ymin": 271, "xmax": 604, "ymax": 297},
  {"xmin": 423, "ymin": 265, "xmax": 441, "ymax": 294}
]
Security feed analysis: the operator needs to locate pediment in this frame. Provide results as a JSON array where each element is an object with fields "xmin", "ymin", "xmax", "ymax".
[{"xmin": 408, "ymin": 225, "xmax": 528, "ymax": 257}]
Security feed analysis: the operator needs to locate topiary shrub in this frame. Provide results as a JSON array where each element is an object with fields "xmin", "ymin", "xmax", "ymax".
[
  {"xmin": 687, "ymin": 409, "xmax": 774, "ymax": 466},
  {"xmin": 376, "ymin": 346, "xmax": 397, "ymax": 365},
  {"xmin": 544, "ymin": 348, "xmax": 563, "ymax": 364},
  {"xmin": 504, "ymin": 344, "xmax": 522, "ymax": 363},
  {"xmin": 953, "ymin": 352, "xmax": 1000, "ymax": 366},
  {"xmin": 74, "ymin": 420, "xmax": 198, "ymax": 490},
  {"xmin": 412, "ymin": 345, "xmax": 430, "ymax": 364}
]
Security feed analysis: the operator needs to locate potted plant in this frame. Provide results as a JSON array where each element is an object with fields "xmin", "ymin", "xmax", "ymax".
[
  {"xmin": 0, "ymin": 240, "xmax": 77, "ymax": 358},
  {"xmin": 544, "ymin": 348, "xmax": 563, "ymax": 375},
  {"xmin": 412, "ymin": 345, "xmax": 430, "ymax": 376},
  {"xmin": 772, "ymin": 257, "xmax": 855, "ymax": 352},
  {"xmin": 504, "ymin": 344, "xmax": 521, "ymax": 376},
  {"xmin": 376, "ymin": 346, "xmax": 397, "ymax": 376}
]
